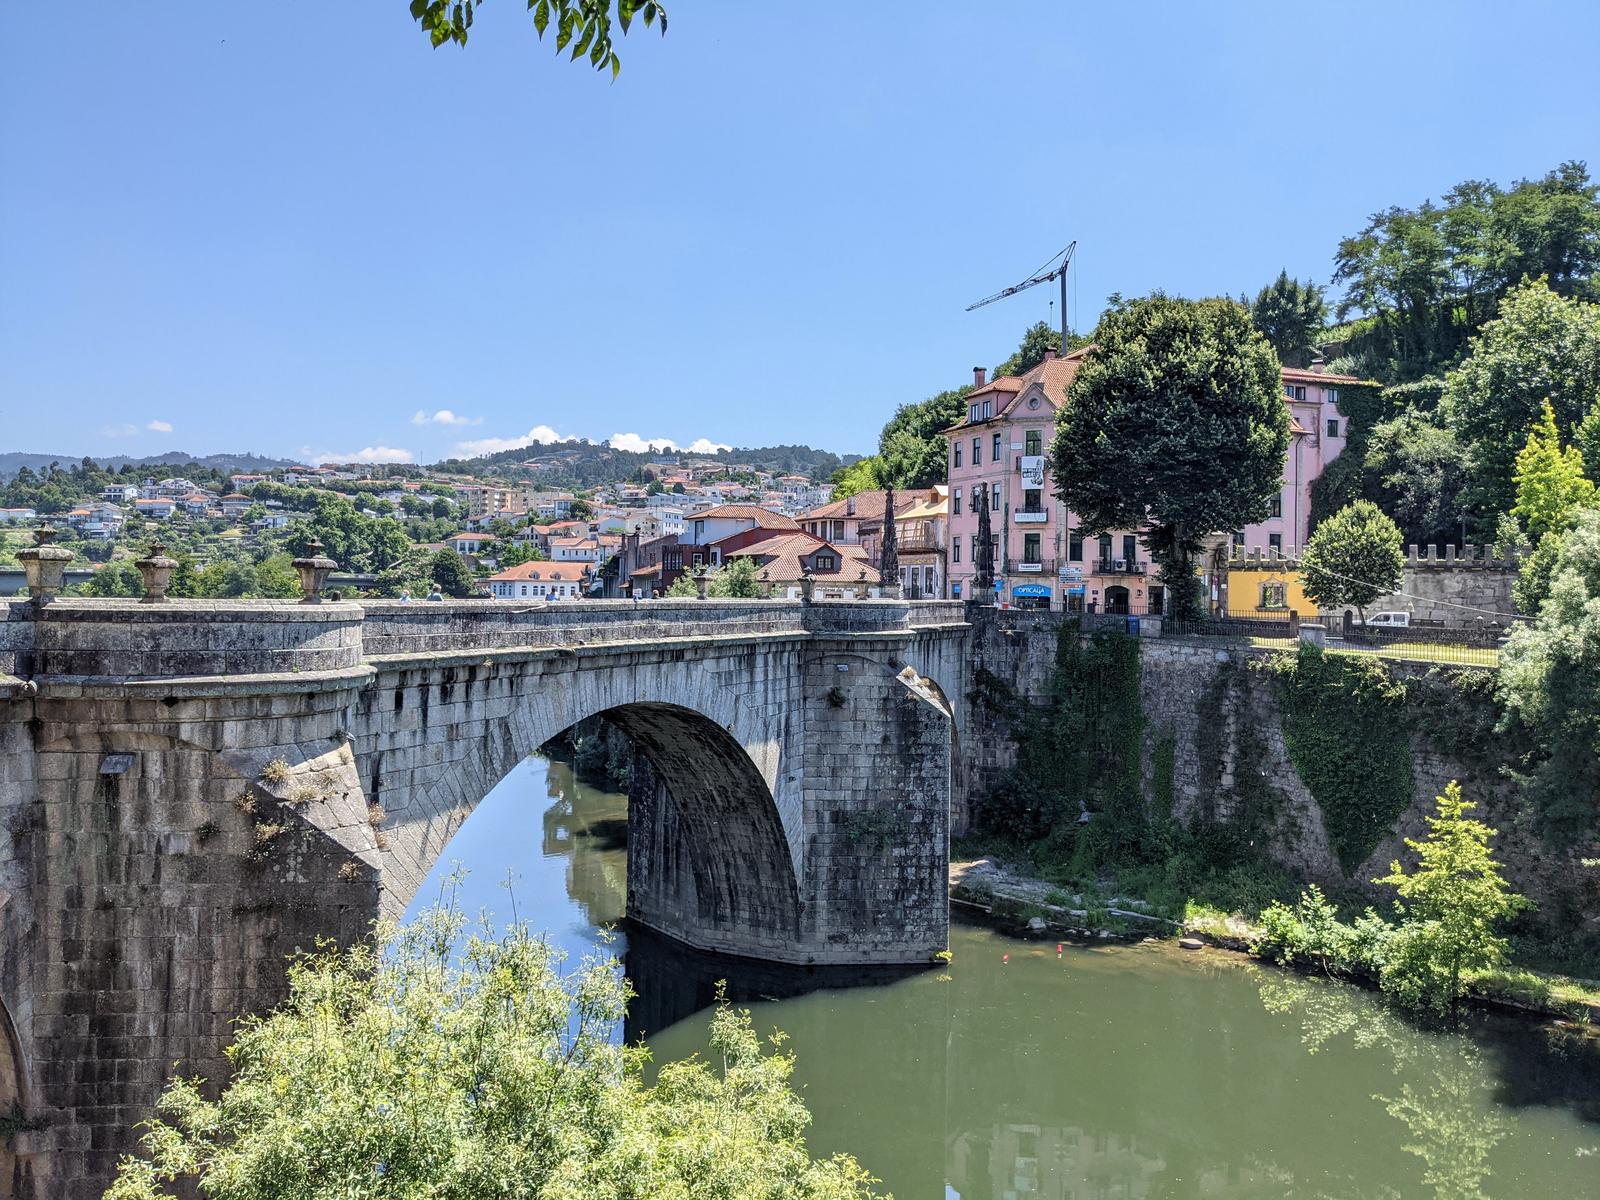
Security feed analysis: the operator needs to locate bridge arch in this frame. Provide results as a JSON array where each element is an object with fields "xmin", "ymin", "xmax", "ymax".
[
  {"xmin": 373, "ymin": 684, "xmax": 804, "ymax": 958},
  {"xmin": 0, "ymin": 998, "xmax": 26, "ymax": 1200}
]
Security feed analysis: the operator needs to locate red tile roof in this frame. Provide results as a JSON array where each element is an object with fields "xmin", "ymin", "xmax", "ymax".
[
  {"xmin": 488, "ymin": 561, "xmax": 590, "ymax": 582},
  {"xmin": 1280, "ymin": 366, "xmax": 1371, "ymax": 385},
  {"xmin": 692, "ymin": 505, "xmax": 800, "ymax": 529},
  {"xmin": 723, "ymin": 531, "xmax": 871, "ymax": 582}
]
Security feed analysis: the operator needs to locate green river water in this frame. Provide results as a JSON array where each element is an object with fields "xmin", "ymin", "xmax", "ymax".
[{"xmin": 408, "ymin": 755, "xmax": 1600, "ymax": 1199}]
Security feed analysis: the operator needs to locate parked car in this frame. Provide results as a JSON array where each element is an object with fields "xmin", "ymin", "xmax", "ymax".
[{"xmin": 1358, "ymin": 611, "xmax": 1411, "ymax": 629}]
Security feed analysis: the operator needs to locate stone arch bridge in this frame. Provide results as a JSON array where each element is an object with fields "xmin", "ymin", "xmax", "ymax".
[{"xmin": 0, "ymin": 596, "xmax": 969, "ymax": 1199}]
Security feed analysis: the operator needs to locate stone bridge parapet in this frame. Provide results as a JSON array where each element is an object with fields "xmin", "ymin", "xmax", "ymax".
[{"xmin": 0, "ymin": 595, "xmax": 971, "ymax": 1200}]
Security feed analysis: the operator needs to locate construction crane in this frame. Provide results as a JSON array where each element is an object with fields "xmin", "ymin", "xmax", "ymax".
[{"xmin": 965, "ymin": 241, "xmax": 1076, "ymax": 353}]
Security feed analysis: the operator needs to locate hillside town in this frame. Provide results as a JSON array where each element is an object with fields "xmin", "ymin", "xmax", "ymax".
[{"xmin": 0, "ymin": 348, "xmax": 1518, "ymax": 632}]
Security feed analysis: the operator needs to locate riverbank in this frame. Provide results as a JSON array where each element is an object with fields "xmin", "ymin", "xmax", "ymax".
[{"xmin": 950, "ymin": 856, "xmax": 1600, "ymax": 1026}]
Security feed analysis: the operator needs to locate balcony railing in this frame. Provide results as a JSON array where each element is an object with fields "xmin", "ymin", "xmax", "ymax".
[{"xmin": 1094, "ymin": 558, "xmax": 1148, "ymax": 576}]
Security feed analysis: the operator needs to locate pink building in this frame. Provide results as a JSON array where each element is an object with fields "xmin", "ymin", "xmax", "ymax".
[{"xmin": 941, "ymin": 349, "xmax": 1361, "ymax": 612}]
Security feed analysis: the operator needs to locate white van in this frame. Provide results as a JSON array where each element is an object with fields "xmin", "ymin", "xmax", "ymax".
[{"xmin": 1360, "ymin": 611, "xmax": 1411, "ymax": 629}]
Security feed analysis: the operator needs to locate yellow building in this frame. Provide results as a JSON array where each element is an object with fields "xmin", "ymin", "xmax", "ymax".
[{"xmin": 1223, "ymin": 555, "xmax": 1318, "ymax": 621}]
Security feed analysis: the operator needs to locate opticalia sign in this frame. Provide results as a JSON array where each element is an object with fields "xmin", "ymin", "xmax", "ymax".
[{"xmin": 1019, "ymin": 456, "xmax": 1046, "ymax": 488}]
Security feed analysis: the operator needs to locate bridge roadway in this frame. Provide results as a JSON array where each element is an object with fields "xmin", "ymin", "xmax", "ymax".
[{"xmin": 0, "ymin": 595, "xmax": 970, "ymax": 1200}]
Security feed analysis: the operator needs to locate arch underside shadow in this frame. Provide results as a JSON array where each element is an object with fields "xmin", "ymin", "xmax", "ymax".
[
  {"xmin": 0, "ymin": 998, "xmax": 23, "ymax": 1200},
  {"xmin": 387, "ymin": 696, "xmax": 804, "ymax": 960},
  {"xmin": 606, "ymin": 703, "xmax": 803, "ymax": 956}
]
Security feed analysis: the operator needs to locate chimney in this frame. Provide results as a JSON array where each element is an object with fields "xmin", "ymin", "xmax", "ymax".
[
  {"xmin": 1043, "ymin": 346, "xmax": 1058, "ymax": 361},
  {"xmin": 846, "ymin": 497, "xmax": 856, "ymax": 517},
  {"xmin": 973, "ymin": 366, "xmax": 987, "ymax": 387},
  {"xmin": 1309, "ymin": 356, "xmax": 1325, "ymax": 373}
]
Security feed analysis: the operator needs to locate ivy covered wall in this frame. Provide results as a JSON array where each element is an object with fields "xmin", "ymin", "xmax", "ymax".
[{"xmin": 963, "ymin": 612, "xmax": 1598, "ymax": 942}]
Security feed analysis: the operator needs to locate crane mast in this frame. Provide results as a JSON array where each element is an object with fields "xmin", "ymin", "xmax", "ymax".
[{"xmin": 965, "ymin": 241, "xmax": 1076, "ymax": 353}]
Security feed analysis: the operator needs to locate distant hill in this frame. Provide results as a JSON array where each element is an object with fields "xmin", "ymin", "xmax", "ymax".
[
  {"xmin": 0, "ymin": 450, "xmax": 303, "ymax": 480},
  {"xmin": 427, "ymin": 440, "xmax": 856, "ymax": 487}
]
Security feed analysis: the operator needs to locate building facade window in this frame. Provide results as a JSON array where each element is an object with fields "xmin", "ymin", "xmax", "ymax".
[
  {"xmin": 1023, "ymin": 532, "xmax": 1041, "ymax": 563},
  {"xmin": 991, "ymin": 486, "xmax": 1001, "ymax": 511},
  {"xmin": 1122, "ymin": 534, "xmax": 1137, "ymax": 565},
  {"xmin": 953, "ymin": 442, "xmax": 962, "ymax": 468},
  {"xmin": 952, "ymin": 540, "xmax": 960, "ymax": 563},
  {"xmin": 1268, "ymin": 533, "xmax": 1283, "ymax": 555},
  {"xmin": 969, "ymin": 404, "xmax": 979, "ymax": 423},
  {"xmin": 1024, "ymin": 429, "xmax": 1042, "ymax": 456},
  {"xmin": 972, "ymin": 437, "xmax": 981, "ymax": 466},
  {"xmin": 952, "ymin": 487, "xmax": 962, "ymax": 513},
  {"xmin": 992, "ymin": 432, "xmax": 1002, "ymax": 461},
  {"xmin": 1260, "ymin": 581, "xmax": 1287, "ymax": 610},
  {"xmin": 1069, "ymin": 531, "xmax": 1083, "ymax": 562},
  {"xmin": 1098, "ymin": 534, "xmax": 1113, "ymax": 563},
  {"xmin": 1023, "ymin": 488, "xmax": 1042, "ymax": 511},
  {"xmin": 1269, "ymin": 491, "xmax": 1283, "ymax": 518},
  {"xmin": 1326, "ymin": 388, "xmax": 1339, "ymax": 407},
  {"xmin": 815, "ymin": 554, "xmax": 835, "ymax": 571},
  {"xmin": 1326, "ymin": 418, "xmax": 1339, "ymax": 438},
  {"xmin": 981, "ymin": 399, "xmax": 993, "ymax": 419}
]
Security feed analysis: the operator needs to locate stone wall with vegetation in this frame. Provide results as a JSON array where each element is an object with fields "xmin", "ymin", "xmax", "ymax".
[{"xmin": 963, "ymin": 611, "xmax": 1599, "ymax": 961}]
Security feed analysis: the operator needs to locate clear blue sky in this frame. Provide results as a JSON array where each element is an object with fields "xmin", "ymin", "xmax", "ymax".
[{"xmin": 3, "ymin": 2, "xmax": 1597, "ymax": 464}]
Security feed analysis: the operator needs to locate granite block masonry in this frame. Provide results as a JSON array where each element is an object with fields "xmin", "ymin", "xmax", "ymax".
[{"xmin": 0, "ymin": 596, "xmax": 969, "ymax": 1200}]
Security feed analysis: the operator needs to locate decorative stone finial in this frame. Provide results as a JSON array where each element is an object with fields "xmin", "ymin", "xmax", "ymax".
[
  {"xmin": 17, "ymin": 525, "xmax": 74, "ymax": 605},
  {"xmin": 291, "ymin": 539, "xmax": 338, "ymax": 604},
  {"xmin": 799, "ymin": 571, "xmax": 815, "ymax": 604},
  {"xmin": 134, "ymin": 543, "xmax": 179, "ymax": 603},
  {"xmin": 694, "ymin": 568, "xmax": 710, "ymax": 601}
]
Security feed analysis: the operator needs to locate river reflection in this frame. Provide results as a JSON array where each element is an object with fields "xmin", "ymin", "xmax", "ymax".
[{"xmin": 409, "ymin": 754, "xmax": 1600, "ymax": 1200}]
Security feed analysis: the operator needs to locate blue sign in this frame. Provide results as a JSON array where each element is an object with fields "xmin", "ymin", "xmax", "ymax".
[
  {"xmin": 951, "ymin": 582, "xmax": 961, "ymax": 597},
  {"xmin": 1066, "ymin": 585, "xmax": 1086, "ymax": 596},
  {"xmin": 1012, "ymin": 584, "xmax": 1052, "ymax": 598}
]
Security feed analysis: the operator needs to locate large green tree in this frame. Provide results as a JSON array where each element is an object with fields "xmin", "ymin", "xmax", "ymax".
[
  {"xmin": 1300, "ymin": 500, "xmax": 1405, "ymax": 625},
  {"xmin": 876, "ymin": 386, "xmax": 968, "ymax": 489},
  {"xmin": 1250, "ymin": 270, "xmax": 1328, "ymax": 368},
  {"xmin": 410, "ymin": 0, "xmax": 665, "ymax": 77},
  {"xmin": 1442, "ymin": 278, "xmax": 1600, "ymax": 520},
  {"xmin": 1510, "ymin": 399, "xmax": 1597, "ymax": 542},
  {"xmin": 1362, "ymin": 409, "xmax": 1472, "ymax": 548},
  {"xmin": 1333, "ymin": 162, "xmax": 1600, "ymax": 380},
  {"xmin": 294, "ymin": 493, "xmax": 413, "ymax": 575},
  {"xmin": 105, "ymin": 907, "xmax": 880, "ymax": 1200},
  {"xmin": 1049, "ymin": 295, "xmax": 1288, "ymax": 618},
  {"xmin": 1498, "ymin": 510, "xmax": 1600, "ymax": 841}
]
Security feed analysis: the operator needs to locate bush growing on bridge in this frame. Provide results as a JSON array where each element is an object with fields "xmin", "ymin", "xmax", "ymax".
[{"xmin": 105, "ymin": 906, "xmax": 883, "ymax": 1200}]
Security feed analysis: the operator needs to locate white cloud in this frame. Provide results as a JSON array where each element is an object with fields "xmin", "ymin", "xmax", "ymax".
[
  {"xmin": 309, "ymin": 446, "xmax": 415, "ymax": 465},
  {"xmin": 411, "ymin": 409, "xmax": 481, "ymax": 427},
  {"xmin": 100, "ymin": 423, "xmax": 140, "ymax": 438},
  {"xmin": 146, "ymin": 419, "xmax": 173, "ymax": 433},
  {"xmin": 453, "ymin": 425, "xmax": 572, "ymax": 457},
  {"xmin": 609, "ymin": 432, "xmax": 732, "ymax": 455}
]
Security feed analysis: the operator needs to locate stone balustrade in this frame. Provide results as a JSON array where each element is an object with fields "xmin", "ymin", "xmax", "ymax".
[
  {"xmin": 3, "ymin": 596, "xmax": 964, "ymax": 680},
  {"xmin": 23, "ymin": 598, "xmax": 365, "ymax": 679}
]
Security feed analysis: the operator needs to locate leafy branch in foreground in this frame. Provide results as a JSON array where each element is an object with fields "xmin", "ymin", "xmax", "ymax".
[
  {"xmin": 106, "ymin": 905, "xmax": 880, "ymax": 1200},
  {"xmin": 410, "ymin": 0, "xmax": 666, "ymax": 77}
]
